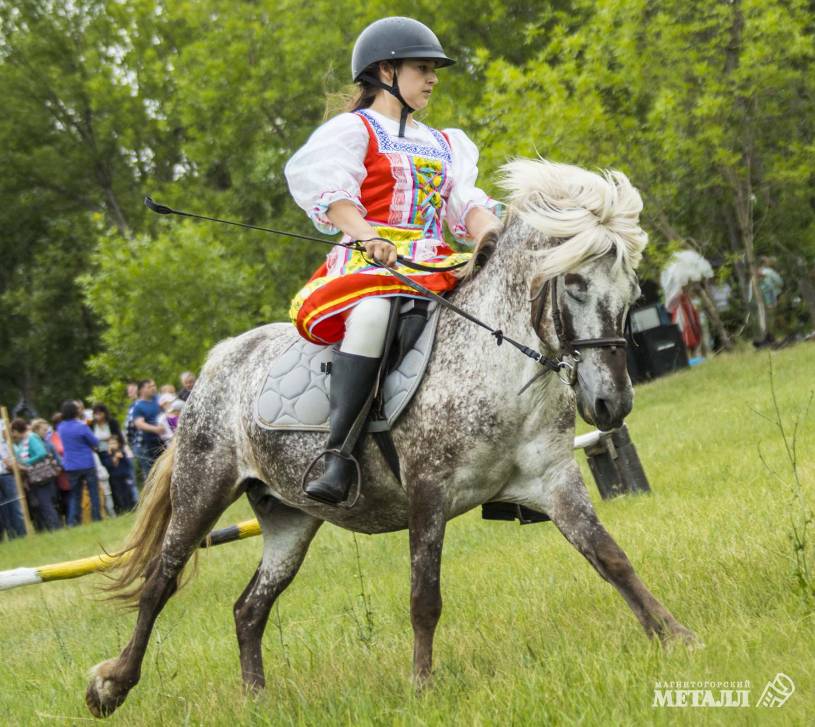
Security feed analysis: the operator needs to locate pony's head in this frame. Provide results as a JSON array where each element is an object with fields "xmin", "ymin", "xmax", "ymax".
[{"xmin": 501, "ymin": 159, "xmax": 647, "ymax": 431}]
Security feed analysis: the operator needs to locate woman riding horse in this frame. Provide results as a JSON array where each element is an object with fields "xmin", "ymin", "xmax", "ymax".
[
  {"xmin": 84, "ymin": 20, "xmax": 698, "ymax": 720},
  {"xmin": 285, "ymin": 16, "xmax": 502, "ymax": 506}
]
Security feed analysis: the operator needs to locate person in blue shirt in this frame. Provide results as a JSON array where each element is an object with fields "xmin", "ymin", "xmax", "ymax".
[
  {"xmin": 57, "ymin": 400, "xmax": 102, "ymax": 525},
  {"xmin": 10, "ymin": 418, "xmax": 62, "ymax": 531},
  {"xmin": 131, "ymin": 379, "xmax": 166, "ymax": 479}
]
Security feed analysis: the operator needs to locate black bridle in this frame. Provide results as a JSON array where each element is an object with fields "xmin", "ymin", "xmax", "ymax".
[{"xmin": 529, "ymin": 276, "xmax": 629, "ymax": 387}]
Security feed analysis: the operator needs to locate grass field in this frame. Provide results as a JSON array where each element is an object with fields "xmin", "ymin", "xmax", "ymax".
[{"xmin": 1, "ymin": 343, "xmax": 814, "ymax": 726}]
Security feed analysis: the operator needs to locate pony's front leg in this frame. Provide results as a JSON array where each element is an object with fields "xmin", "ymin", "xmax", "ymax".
[
  {"xmin": 541, "ymin": 462, "xmax": 699, "ymax": 646},
  {"xmin": 408, "ymin": 480, "xmax": 446, "ymax": 687}
]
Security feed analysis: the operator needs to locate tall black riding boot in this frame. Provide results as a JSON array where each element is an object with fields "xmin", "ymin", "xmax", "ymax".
[{"xmin": 304, "ymin": 350, "xmax": 381, "ymax": 505}]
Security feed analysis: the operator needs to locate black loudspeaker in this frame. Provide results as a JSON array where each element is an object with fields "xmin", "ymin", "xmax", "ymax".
[{"xmin": 627, "ymin": 324, "xmax": 688, "ymax": 382}]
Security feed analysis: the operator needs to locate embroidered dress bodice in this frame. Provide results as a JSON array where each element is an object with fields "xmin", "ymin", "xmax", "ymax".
[
  {"xmin": 284, "ymin": 108, "xmax": 498, "ymax": 344},
  {"xmin": 286, "ymin": 109, "xmax": 495, "ymax": 243},
  {"xmin": 354, "ymin": 110, "xmax": 452, "ymax": 240}
]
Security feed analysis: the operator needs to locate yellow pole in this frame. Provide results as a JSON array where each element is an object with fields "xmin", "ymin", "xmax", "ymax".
[
  {"xmin": 0, "ymin": 518, "xmax": 263, "ymax": 591},
  {"xmin": 1, "ymin": 405, "xmax": 33, "ymax": 535}
]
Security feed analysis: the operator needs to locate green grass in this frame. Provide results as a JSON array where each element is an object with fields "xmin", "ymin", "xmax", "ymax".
[{"xmin": 1, "ymin": 344, "xmax": 814, "ymax": 725}]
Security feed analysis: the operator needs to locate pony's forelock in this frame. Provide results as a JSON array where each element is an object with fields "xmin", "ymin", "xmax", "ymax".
[{"xmin": 499, "ymin": 159, "xmax": 648, "ymax": 279}]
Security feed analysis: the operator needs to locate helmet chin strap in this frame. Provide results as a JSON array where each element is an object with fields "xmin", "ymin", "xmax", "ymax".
[{"xmin": 359, "ymin": 66, "xmax": 414, "ymax": 137}]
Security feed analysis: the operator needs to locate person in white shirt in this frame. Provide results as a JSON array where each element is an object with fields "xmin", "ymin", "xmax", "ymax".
[{"xmin": 284, "ymin": 17, "xmax": 501, "ymax": 505}]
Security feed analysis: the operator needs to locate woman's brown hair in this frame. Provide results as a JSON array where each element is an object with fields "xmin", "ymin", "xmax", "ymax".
[
  {"xmin": 11, "ymin": 418, "xmax": 29, "ymax": 434},
  {"xmin": 324, "ymin": 62, "xmax": 392, "ymax": 119}
]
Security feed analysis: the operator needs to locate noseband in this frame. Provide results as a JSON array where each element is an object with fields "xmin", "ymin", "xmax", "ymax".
[{"xmin": 530, "ymin": 276, "xmax": 628, "ymax": 386}]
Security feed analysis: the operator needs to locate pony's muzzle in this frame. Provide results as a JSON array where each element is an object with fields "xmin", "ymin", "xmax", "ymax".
[{"xmin": 591, "ymin": 391, "xmax": 633, "ymax": 431}]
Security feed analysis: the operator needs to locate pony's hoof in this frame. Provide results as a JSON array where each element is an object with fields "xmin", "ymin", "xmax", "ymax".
[
  {"xmin": 242, "ymin": 674, "xmax": 266, "ymax": 694},
  {"xmin": 85, "ymin": 661, "xmax": 130, "ymax": 718},
  {"xmin": 412, "ymin": 670, "xmax": 433, "ymax": 694},
  {"xmin": 665, "ymin": 625, "xmax": 704, "ymax": 651}
]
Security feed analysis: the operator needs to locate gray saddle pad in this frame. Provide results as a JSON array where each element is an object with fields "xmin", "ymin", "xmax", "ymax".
[{"xmin": 255, "ymin": 304, "xmax": 439, "ymax": 433}]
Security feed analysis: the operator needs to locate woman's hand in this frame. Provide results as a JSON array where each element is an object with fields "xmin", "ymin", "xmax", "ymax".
[
  {"xmin": 465, "ymin": 206, "xmax": 502, "ymax": 246},
  {"xmin": 363, "ymin": 238, "xmax": 398, "ymax": 267},
  {"xmin": 325, "ymin": 200, "xmax": 398, "ymax": 267}
]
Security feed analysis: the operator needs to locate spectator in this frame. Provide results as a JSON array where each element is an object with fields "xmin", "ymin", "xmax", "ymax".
[
  {"xmin": 48, "ymin": 413, "xmax": 72, "ymax": 520},
  {"xmin": 92, "ymin": 404, "xmax": 123, "ymax": 470},
  {"xmin": 92, "ymin": 402, "xmax": 138, "ymax": 509},
  {"xmin": 10, "ymin": 418, "xmax": 62, "ymax": 531},
  {"xmin": 106, "ymin": 435, "xmax": 136, "ymax": 513},
  {"xmin": 75, "ymin": 399, "xmax": 93, "ymax": 426},
  {"xmin": 93, "ymin": 449, "xmax": 117, "ymax": 519},
  {"xmin": 758, "ymin": 256, "xmax": 784, "ymax": 309},
  {"xmin": 157, "ymin": 393, "xmax": 176, "ymax": 445},
  {"xmin": 166, "ymin": 398, "xmax": 185, "ymax": 434},
  {"xmin": 159, "ymin": 384, "xmax": 177, "ymax": 397},
  {"xmin": 31, "ymin": 418, "xmax": 60, "ymax": 467},
  {"xmin": 31, "ymin": 418, "xmax": 66, "ymax": 527},
  {"xmin": 58, "ymin": 399, "xmax": 102, "ymax": 525},
  {"xmin": 124, "ymin": 381, "xmax": 138, "ymax": 450},
  {"xmin": 757, "ymin": 255, "xmax": 784, "ymax": 344},
  {"xmin": 132, "ymin": 379, "xmax": 165, "ymax": 478},
  {"xmin": 0, "ymin": 421, "xmax": 27, "ymax": 539},
  {"xmin": 177, "ymin": 371, "xmax": 196, "ymax": 402}
]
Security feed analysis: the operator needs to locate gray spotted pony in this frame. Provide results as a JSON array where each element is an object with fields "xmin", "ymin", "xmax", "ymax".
[{"xmin": 86, "ymin": 158, "xmax": 697, "ymax": 718}]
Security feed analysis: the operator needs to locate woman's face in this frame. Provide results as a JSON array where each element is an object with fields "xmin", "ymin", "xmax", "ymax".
[
  {"xmin": 380, "ymin": 59, "xmax": 438, "ymax": 112},
  {"xmin": 93, "ymin": 410, "xmax": 106, "ymax": 424}
]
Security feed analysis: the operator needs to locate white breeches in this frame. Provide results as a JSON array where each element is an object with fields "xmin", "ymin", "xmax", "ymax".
[{"xmin": 339, "ymin": 297, "xmax": 392, "ymax": 357}]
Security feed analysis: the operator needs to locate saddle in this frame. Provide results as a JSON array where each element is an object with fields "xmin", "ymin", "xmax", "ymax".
[
  {"xmin": 255, "ymin": 299, "xmax": 439, "ymax": 435},
  {"xmin": 254, "ymin": 297, "xmax": 549, "ymax": 524}
]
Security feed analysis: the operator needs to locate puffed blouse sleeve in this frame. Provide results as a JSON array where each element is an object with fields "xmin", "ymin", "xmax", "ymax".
[
  {"xmin": 284, "ymin": 113, "xmax": 370, "ymax": 235},
  {"xmin": 444, "ymin": 128, "xmax": 502, "ymax": 244}
]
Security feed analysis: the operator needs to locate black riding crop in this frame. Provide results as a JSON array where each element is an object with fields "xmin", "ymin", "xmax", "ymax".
[
  {"xmin": 143, "ymin": 197, "xmax": 467, "ymax": 273},
  {"xmin": 144, "ymin": 196, "xmax": 563, "ymax": 375}
]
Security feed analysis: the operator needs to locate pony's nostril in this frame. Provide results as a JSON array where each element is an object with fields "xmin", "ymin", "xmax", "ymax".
[{"xmin": 594, "ymin": 397, "xmax": 611, "ymax": 422}]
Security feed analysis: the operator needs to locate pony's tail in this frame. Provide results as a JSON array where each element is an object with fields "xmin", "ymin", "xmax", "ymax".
[{"xmin": 103, "ymin": 439, "xmax": 178, "ymax": 606}]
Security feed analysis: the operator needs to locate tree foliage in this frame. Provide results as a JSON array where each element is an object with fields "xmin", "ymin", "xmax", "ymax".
[{"xmin": 1, "ymin": 0, "xmax": 812, "ymax": 412}]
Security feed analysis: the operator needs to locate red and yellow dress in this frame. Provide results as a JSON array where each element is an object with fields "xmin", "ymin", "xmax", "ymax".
[{"xmin": 285, "ymin": 108, "xmax": 498, "ymax": 344}]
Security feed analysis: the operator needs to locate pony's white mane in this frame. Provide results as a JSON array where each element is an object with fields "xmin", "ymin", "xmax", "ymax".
[{"xmin": 499, "ymin": 158, "xmax": 648, "ymax": 278}]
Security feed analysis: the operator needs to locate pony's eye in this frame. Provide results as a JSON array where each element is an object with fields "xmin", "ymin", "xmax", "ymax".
[{"xmin": 564, "ymin": 273, "xmax": 588, "ymax": 302}]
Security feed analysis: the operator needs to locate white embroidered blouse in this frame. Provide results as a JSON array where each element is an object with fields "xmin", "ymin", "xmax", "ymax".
[{"xmin": 284, "ymin": 108, "xmax": 497, "ymax": 242}]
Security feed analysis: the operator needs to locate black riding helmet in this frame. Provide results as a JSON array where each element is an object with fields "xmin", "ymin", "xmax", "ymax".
[{"xmin": 351, "ymin": 17, "xmax": 455, "ymax": 138}]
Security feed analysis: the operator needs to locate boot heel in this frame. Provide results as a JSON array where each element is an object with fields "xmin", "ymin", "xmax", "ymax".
[{"xmin": 302, "ymin": 448, "xmax": 363, "ymax": 507}]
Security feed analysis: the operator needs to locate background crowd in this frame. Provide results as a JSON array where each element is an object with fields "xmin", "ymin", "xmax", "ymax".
[{"xmin": 0, "ymin": 371, "xmax": 195, "ymax": 541}]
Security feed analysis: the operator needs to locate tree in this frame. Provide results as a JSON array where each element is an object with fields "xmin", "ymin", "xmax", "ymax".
[
  {"xmin": 0, "ymin": 0, "xmax": 184, "ymax": 411},
  {"xmin": 471, "ymin": 0, "xmax": 815, "ymax": 339}
]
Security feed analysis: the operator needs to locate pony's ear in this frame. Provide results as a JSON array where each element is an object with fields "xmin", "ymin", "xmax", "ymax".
[{"xmin": 529, "ymin": 273, "xmax": 549, "ymax": 341}]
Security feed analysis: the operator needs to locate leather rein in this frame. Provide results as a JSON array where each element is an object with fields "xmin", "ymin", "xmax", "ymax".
[
  {"xmin": 367, "ymin": 253, "xmax": 628, "ymax": 391},
  {"xmin": 143, "ymin": 197, "xmax": 628, "ymax": 390}
]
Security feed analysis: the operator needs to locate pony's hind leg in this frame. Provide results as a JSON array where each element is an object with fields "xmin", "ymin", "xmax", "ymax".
[
  {"xmin": 234, "ymin": 480, "xmax": 322, "ymax": 690},
  {"xmin": 543, "ymin": 464, "xmax": 698, "ymax": 646},
  {"xmin": 86, "ymin": 440, "xmax": 239, "ymax": 718}
]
